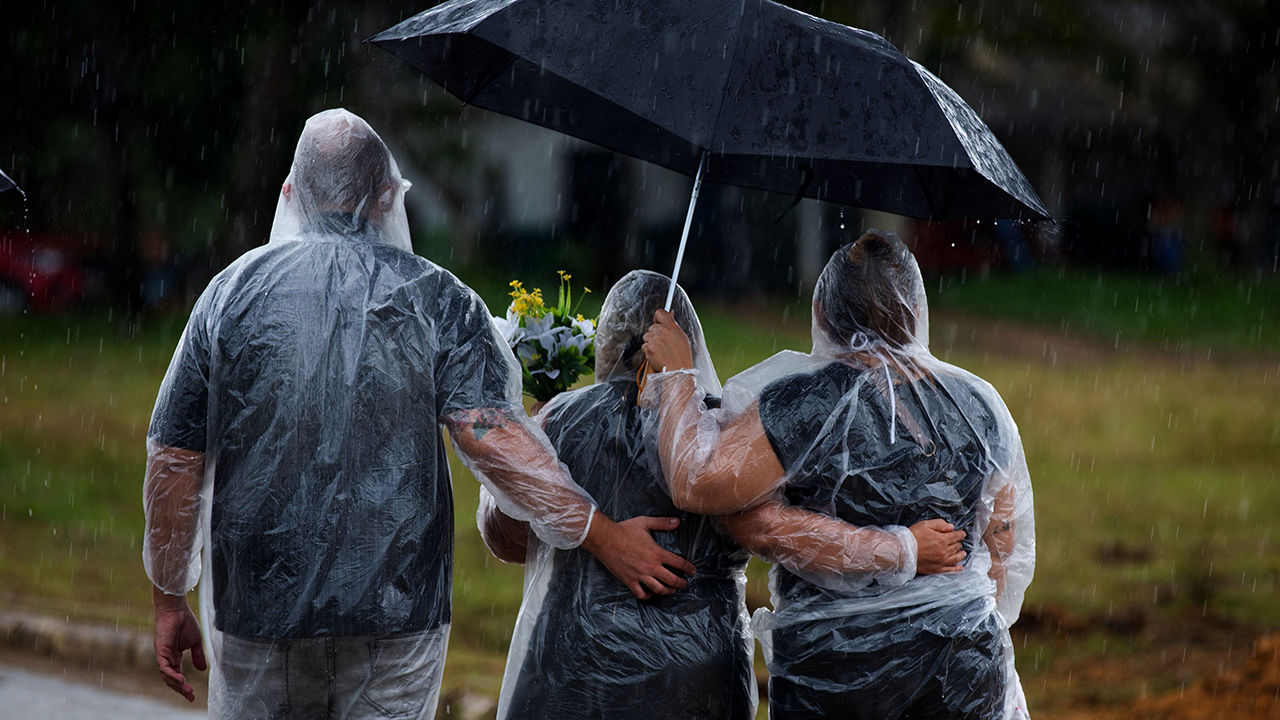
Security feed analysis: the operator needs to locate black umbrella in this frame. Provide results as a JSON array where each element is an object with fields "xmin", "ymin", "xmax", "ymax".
[
  {"xmin": 0, "ymin": 169, "xmax": 15, "ymax": 194},
  {"xmin": 371, "ymin": 0, "xmax": 1049, "ymax": 304}
]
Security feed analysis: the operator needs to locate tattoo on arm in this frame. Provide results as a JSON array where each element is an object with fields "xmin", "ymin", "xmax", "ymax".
[
  {"xmin": 466, "ymin": 408, "xmax": 508, "ymax": 441},
  {"xmin": 992, "ymin": 520, "xmax": 1012, "ymax": 535}
]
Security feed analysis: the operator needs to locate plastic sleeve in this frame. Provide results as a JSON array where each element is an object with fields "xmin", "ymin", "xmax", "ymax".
[
  {"xmin": 446, "ymin": 406, "xmax": 596, "ymax": 550},
  {"xmin": 983, "ymin": 444, "xmax": 1035, "ymax": 626},
  {"xmin": 142, "ymin": 440, "xmax": 207, "ymax": 596},
  {"xmin": 722, "ymin": 498, "xmax": 917, "ymax": 588},
  {"xmin": 641, "ymin": 370, "xmax": 784, "ymax": 515},
  {"xmin": 476, "ymin": 485, "xmax": 532, "ymax": 564}
]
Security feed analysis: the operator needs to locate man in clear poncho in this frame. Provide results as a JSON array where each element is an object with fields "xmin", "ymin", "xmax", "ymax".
[
  {"xmin": 142, "ymin": 109, "xmax": 693, "ymax": 719},
  {"xmin": 643, "ymin": 231, "xmax": 1035, "ymax": 719}
]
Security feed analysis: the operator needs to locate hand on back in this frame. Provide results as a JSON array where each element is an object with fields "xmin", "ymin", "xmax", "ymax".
[
  {"xmin": 910, "ymin": 518, "xmax": 966, "ymax": 574},
  {"xmin": 584, "ymin": 514, "xmax": 697, "ymax": 599}
]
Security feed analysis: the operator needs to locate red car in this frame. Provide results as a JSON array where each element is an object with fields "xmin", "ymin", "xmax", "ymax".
[{"xmin": 0, "ymin": 233, "xmax": 86, "ymax": 313}]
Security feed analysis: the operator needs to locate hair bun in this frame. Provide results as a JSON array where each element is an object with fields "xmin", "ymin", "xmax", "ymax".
[{"xmin": 854, "ymin": 230, "xmax": 895, "ymax": 259}]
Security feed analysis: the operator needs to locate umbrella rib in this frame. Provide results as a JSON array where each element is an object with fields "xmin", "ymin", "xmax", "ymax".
[
  {"xmin": 463, "ymin": 52, "xmax": 519, "ymax": 105},
  {"xmin": 913, "ymin": 164, "xmax": 942, "ymax": 221},
  {"xmin": 704, "ymin": 0, "xmax": 752, "ymax": 163}
]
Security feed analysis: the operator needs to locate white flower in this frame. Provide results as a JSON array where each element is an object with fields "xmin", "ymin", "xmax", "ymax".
[
  {"xmin": 530, "ymin": 366, "xmax": 561, "ymax": 379},
  {"xmin": 514, "ymin": 341, "xmax": 539, "ymax": 365},
  {"xmin": 560, "ymin": 332, "xmax": 592, "ymax": 355},
  {"xmin": 492, "ymin": 314, "xmax": 522, "ymax": 345},
  {"xmin": 524, "ymin": 315, "xmax": 563, "ymax": 354},
  {"xmin": 571, "ymin": 316, "xmax": 595, "ymax": 339}
]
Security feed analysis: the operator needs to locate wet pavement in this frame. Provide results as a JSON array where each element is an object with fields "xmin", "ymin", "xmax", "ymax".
[{"xmin": 0, "ymin": 662, "xmax": 206, "ymax": 720}]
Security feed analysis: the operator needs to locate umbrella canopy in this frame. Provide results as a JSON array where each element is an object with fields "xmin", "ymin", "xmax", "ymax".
[
  {"xmin": 0, "ymin": 169, "xmax": 15, "ymax": 194},
  {"xmin": 370, "ymin": 0, "xmax": 1049, "ymax": 222}
]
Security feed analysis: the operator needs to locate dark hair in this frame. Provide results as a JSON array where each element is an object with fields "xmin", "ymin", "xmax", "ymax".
[
  {"xmin": 595, "ymin": 271, "xmax": 703, "ymax": 380},
  {"xmin": 814, "ymin": 231, "xmax": 921, "ymax": 349},
  {"xmin": 294, "ymin": 124, "xmax": 394, "ymax": 216}
]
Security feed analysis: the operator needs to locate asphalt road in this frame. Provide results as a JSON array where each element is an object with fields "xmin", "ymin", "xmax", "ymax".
[{"xmin": 0, "ymin": 662, "xmax": 206, "ymax": 720}]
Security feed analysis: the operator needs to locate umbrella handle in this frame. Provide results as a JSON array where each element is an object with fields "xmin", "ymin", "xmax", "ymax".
[{"xmin": 665, "ymin": 152, "xmax": 707, "ymax": 311}]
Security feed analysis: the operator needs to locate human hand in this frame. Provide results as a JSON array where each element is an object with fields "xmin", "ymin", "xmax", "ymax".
[
  {"xmin": 152, "ymin": 586, "xmax": 207, "ymax": 702},
  {"xmin": 642, "ymin": 309, "xmax": 693, "ymax": 373},
  {"xmin": 582, "ymin": 514, "xmax": 696, "ymax": 599},
  {"xmin": 910, "ymin": 519, "xmax": 966, "ymax": 574}
]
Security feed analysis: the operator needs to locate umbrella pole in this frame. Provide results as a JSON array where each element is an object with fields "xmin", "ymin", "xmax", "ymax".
[{"xmin": 665, "ymin": 152, "xmax": 708, "ymax": 310}]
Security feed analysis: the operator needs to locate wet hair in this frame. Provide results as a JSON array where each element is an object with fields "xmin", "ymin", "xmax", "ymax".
[
  {"xmin": 292, "ymin": 115, "xmax": 394, "ymax": 216},
  {"xmin": 595, "ymin": 270, "xmax": 704, "ymax": 380},
  {"xmin": 814, "ymin": 230, "xmax": 922, "ymax": 349}
]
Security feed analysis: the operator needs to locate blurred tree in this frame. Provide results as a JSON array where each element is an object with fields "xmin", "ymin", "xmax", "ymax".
[{"xmin": 1, "ymin": 1, "xmax": 474, "ymax": 315}]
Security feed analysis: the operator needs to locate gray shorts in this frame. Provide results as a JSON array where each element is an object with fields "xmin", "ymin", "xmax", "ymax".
[{"xmin": 210, "ymin": 625, "xmax": 448, "ymax": 720}]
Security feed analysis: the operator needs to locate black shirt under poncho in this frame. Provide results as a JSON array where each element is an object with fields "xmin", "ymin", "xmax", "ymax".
[
  {"xmin": 503, "ymin": 380, "xmax": 754, "ymax": 720},
  {"xmin": 757, "ymin": 360, "xmax": 1008, "ymax": 720},
  {"xmin": 148, "ymin": 231, "xmax": 511, "ymax": 639}
]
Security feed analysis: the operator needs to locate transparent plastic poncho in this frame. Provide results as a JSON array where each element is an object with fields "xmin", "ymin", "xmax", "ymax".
[
  {"xmin": 478, "ymin": 271, "xmax": 757, "ymax": 719},
  {"xmin": 643, "ymin": 233, "xmax": 1034, "ymax": 719},
  {"xmin": 142, "ymin": 109, "xmax": 595, "ymax": 719}
]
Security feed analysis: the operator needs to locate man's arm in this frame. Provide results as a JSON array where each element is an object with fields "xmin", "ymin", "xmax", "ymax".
[
  {"xmin": 477, "ymin": 486, "xmax": 530, "ymax": 564},
  {"xmin": 722, "ymin": 498, "xmax": 966, "ymax": 583},
  {"xmin": 448, "ymin": 409, "xmax": 696, "ymax": 599},
  {"xmin": 142, "ymin": 441, "xmax": 208, "ymax": 701}
]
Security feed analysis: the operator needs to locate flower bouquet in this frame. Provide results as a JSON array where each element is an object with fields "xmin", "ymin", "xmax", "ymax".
[{"xmin": 493, "ymin": 271, "xmax": 596, "ymax": 403}]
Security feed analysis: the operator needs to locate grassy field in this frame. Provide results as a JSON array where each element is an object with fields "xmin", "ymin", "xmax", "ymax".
[{"xmin": 1, "ymin": 267, "xmax": 1277, "ymax": 716}]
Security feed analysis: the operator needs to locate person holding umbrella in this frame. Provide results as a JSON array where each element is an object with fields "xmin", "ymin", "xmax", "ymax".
[
  {"xmin": 642, "ymin": 230, "xmax": 1034, "ymax": 720},
  {"xmin": 142, "ymin": 109, "xmax": 694, "ymax": 720}
]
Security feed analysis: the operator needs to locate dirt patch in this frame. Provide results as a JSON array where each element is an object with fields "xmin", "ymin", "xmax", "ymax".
[
  {"xmin": 1131, "ymin": 633, "xmax": 1280, "ymax": 720},
  {"xmin": 1016, "ymin": 602, "xmax": 1278, "ymax": 719}
]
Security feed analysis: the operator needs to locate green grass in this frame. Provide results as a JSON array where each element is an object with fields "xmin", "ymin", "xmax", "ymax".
[
  {"xmin": 1, "ymin": 268, "xmax": 1277, "ymax": 715},
  {"xmin": 930, "ymin": 267, "xmax": 1280, "ymax": 355}
]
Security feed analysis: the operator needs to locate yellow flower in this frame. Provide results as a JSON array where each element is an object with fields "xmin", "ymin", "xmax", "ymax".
[{"xmin": 510, "ymin": 285, "xmax": 547, "ymax": 318}]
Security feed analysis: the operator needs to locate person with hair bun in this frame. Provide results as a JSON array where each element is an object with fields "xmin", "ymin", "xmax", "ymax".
[{"xmin": 643, "ymin": 231, "xmax": 1034, "ymax": 720}]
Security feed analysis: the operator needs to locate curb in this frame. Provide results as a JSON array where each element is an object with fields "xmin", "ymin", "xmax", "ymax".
[
  {"xmin": 0, "ymin": 610, "xmax": 153, "ymax": 672},
  {"xmin": 0, "ymin": 610, "xmax": 501, "ymax": 719}
]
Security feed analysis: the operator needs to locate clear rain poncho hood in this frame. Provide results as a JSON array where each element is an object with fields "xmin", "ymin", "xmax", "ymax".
[
  {"xmin": 479, "ymin": 271, "xmax": 754, "ymax": 719},
  {"xmin": 143, "ymin": 108, "xmax": 596, "ymax": 719},
  {"xmin": 269, "ymin": 108, "xmax": 413, "ymax": 252},
  {"xmin": 643, "ymin": 231, "xmax": 1034, "ymax": 719}
]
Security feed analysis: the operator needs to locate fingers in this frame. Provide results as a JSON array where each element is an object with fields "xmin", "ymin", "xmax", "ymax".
[
  {"xmin": 627, "ymin": 580, "xmax": 651, "ymax": 600},
  {"xmin": 638, "ymin": 516, "xmax": 681, "ymax": 532},
  {"xmin": 191, "ymin": 641, "xmax": 208, "ymax": 672},
  {"xmin": 644, "ymin": 566, "xmax": 689, "ymax": 594},
  {"xmin": 157, "ymin": 658, "xmax": 193, "ymax": 701},
  {"xmin": 660, "ymin": 549, "xmax": 697, "ymax": 577}
]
